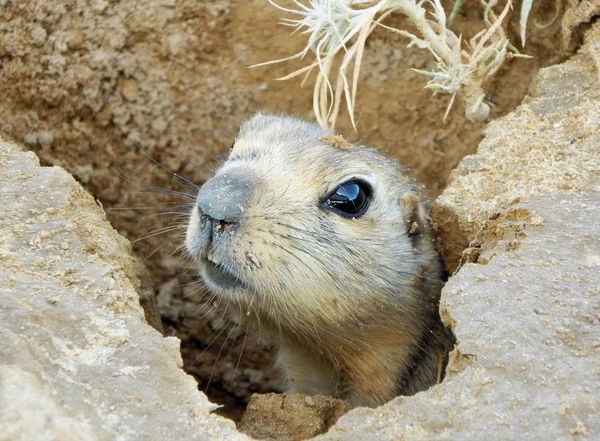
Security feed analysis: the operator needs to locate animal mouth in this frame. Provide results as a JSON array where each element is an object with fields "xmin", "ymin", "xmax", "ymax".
[{"xmin": 201, "ymin": 258, "xmax": 245, "ymax": 291}]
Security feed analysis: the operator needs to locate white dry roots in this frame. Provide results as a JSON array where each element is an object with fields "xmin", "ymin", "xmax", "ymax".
[{"xmin": 254, "ymin": 0, "xmax": 535, "ymax": 128}]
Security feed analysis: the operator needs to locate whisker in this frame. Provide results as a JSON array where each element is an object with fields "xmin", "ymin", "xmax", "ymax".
[
  {"xmin": 224, "ymin": 310, "xmax": 244, "ymax": 363},
  {"xmin": 176, "ymin": 280, "xmax": 204, "ymax": 288},
  {"xmin": 184, "ymin": 285, "xmax": 211, "ymax": 300},
  {"xmin": 206, "ymin": 320, "xmax": 240, "ymax": 392},
  {"xmin": 142, "ymin": 242, "xmax": 168, "ymax": 263},
  {"xmin": 231, "ymin": 330, "xmax": 248, "ymax": 388},
  {"xmin": 130, "ymin": 225, "xmax": 187, "ymax": 244},
  {"xmin": 191, "ymin": 303, "xmax": 231, "ymax": 368},
  {"xmin": 178, "ymin": 265, "xmax": 197, "ymax": 277},
  {"xmin": 116, "ymin": 170, "xmax": 197, "ymax": 201},
  {"xmin": 190, "ymin": 319, "xmax": 229, "ymax": 371},
  {"xmin": 170, "ymin": 243, "xmax": 189, "ymax": 257},
  {"xmin": 147, "ymin": 211, "xmax": 192, "ymax": 219},
  {"xmin": 107, "ymin": 204, "xmax": 191, "ymax": 211},
  {"xmin": 135, "ymin": 143, "xmax": 201, "ymax": 192},
  {"xmin": 187, "ymin": 295, "xmax": 223, "ymax": 321},
  {"xmin": 193, "ymin": 297, "xmax": 221, "ymax": 322}
]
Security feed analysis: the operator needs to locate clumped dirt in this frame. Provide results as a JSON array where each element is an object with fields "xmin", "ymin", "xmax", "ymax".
[
  {"xmin": 238, "ymin": 393, "xmax": 350, "ymax": 441},
  {"xmin": 0, "ymin": 0, "xmax": 580, "ymax": 425}
]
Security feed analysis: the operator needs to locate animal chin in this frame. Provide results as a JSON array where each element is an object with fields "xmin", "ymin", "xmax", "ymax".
[{"xmin": 201, "ymin": 259, "xmax": 246, "ymax": 291}]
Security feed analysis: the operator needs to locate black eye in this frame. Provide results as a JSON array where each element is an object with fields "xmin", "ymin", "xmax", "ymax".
[{"xmin": 323, "ymin": 181, "xmax": 371, "ymax": 217}]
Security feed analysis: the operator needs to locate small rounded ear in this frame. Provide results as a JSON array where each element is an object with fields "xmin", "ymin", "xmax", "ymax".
[{"xmin": 400, "ymin": 192, "xmax": 428, "ymax": 246}]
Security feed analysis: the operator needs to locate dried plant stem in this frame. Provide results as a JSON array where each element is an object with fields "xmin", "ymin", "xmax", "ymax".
[{"xmin": 255, "ymin": 0, "xmax": 528, "ymax": 129}]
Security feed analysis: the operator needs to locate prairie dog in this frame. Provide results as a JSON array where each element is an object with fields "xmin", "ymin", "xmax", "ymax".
[{"xmin": 186, "ymin": 114, "xmax": 452, "ymax": 407}]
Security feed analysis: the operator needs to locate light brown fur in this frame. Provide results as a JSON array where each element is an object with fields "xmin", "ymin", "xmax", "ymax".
[{"xmin": 186, "ymin": 114, "xmax": 453, "ymax": 407}]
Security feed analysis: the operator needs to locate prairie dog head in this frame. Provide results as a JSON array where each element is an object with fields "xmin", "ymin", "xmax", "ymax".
[{"xmin": 186, "ymin": 114, "xmax": 440, "ymax": 337}]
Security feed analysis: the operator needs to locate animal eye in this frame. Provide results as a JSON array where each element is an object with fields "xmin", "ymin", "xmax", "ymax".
[{"xmin": 324, "ymin": 181, "xmax": 371, "ymax": 217}]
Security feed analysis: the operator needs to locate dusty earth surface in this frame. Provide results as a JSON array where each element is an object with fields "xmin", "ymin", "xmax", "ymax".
[{"xmin": 1, "ymin": 0, "xmax": 599, "ymax": 437}]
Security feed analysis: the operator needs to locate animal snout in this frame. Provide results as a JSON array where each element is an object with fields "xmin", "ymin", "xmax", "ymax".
[{"xmin": 196, "ymin": 170, "xmax": 254, "ymax": 223}]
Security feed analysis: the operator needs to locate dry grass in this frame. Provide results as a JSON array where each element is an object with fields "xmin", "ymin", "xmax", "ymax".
[{"xmin": 254, "ymin": 0, "xmax": 535, "ymax": 129}]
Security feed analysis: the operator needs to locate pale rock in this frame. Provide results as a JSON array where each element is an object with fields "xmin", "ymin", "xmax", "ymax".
[{"xmin": 0, "ymin": 139, "xmax": 250, "ymax": 441}]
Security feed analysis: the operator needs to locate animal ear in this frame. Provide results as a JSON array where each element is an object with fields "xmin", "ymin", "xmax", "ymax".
[{"xmin": 400, "ymin": 192, "xmax": 428, "ymax": 246}]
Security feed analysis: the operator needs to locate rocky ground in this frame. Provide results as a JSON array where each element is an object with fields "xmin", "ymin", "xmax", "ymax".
[
  {"xmin": 1, "ymin": 0, "xmax": 599, "ymax": 440},
  {"xmin": 0, "ymin": 0, "xmax": 574, "ymax": 417},
  {"xmin": 0, "ymin": 140, "xmax": 247, "ymax": 440}
]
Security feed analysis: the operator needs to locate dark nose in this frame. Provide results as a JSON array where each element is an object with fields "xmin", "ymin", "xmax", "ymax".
[{"xmin": 196, "ymin": 170, "xmax": 254, "ymax": 222}]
